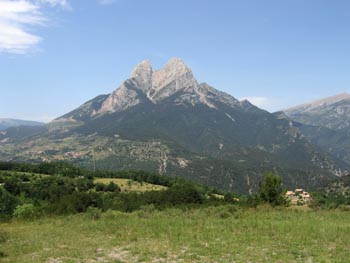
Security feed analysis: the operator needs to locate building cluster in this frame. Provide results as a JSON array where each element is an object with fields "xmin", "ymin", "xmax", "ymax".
[{"xmin": 285, "ymin": 188, "xmax": 312, "ymax": 205}]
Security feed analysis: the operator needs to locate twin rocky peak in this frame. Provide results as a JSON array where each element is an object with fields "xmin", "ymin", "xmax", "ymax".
[{"xmin": 76, "ymin": 58, "xmax": 247, "ymax": 119}]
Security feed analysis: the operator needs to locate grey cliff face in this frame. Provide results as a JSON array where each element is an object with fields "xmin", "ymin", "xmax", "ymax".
[
  {"xmin": 130, "ymin": 60, "xmax": 153, "ymax": 93},
  {"xmin": 95, "ymin": 58, "xmax": 198, "ymax": 115},
  {"xmin": 98, "ymin": 79, "xmax": 143, "ymax": 114},
  {"xmin": 149, "ymin": 58, "xmax": 197, "ymax": 102},
  {"xmin": 68, "ymin": 58, "xmax": 243, "ymax": 118}
]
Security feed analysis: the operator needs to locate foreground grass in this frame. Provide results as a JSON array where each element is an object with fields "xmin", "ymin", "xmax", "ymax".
[{"xmin": 1, "ymin": 206, "xmax": 350, "ymax": 263}]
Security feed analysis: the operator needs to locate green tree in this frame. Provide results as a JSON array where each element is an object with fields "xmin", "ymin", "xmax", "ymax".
[
  {"xmin": 95, "ymin": 182, "xmax": 106, "ymax": 192},
  {"xmin": 105, "ymin": 182, "xmax": 120, "ymax": 192},
  {"xmin": 258, "ymin": 172, "xmax": 287, "ymax": 206},
  {"xmin": 166, "ymin": 183, "xmax": 204, "ymax": 205},
  {"xmin": 0, "ymin": 187, "xmax": 18, "ymax": 218}
]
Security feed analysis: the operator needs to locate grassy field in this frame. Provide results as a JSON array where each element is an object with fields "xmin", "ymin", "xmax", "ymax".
[
  {"xmin": 94, "ymin": 178, "xmax": 168, "ymax": 192},
  {"xmin": 1, "ymin": 206, "xmax": 350, "ymax": 263}
]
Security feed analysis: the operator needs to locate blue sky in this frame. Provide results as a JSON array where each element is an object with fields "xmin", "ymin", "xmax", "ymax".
[{"xmin": 1, "ymin": 0, "xmax": 350, "ymax": 122}]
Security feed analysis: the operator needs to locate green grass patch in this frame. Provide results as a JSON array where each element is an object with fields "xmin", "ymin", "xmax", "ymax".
[
  {"xmin": 1, "ymin": 207, "xmax": 350, "ymax": 262},
  {"xmin": 94, "ymin": 178, "xmax": 168, "ymax": 192}
]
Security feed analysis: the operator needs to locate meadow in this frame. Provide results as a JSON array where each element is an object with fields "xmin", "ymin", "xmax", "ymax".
[
  {"xmin": 1, "ymin": 206, "xmax": 350, "ymax": 263},
  {"xmin": 94, "ymin": 178, "xmax": 168, "ymax": 192}
]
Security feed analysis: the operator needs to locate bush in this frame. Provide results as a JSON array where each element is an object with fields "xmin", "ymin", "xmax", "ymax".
[
  {"xmin": 102, "ymin": 209, "xmax": 119, "ymax": 219},
  {"xmin": 85, "ymin": 207, "xmax": 102, "ymax": 220},
  {"xmin": 247, "ymin": 194, "xmax": 260, "ymax": 208},
  {"xmin": 13, "ymin": 204, "xmax": 36, "ymax": 219},
  {"xmin": 166, "ymin": 184, "xmax": 204, "ymax": 205},
  {"xmin": 95, "ymin": 183, "xmax": 106, "ymax": 192},
  {"xmin": 224, "ymin": 192, "xmax": 234, "ymax": 203},
  {"xmin": 217, "ymin": 205, "xmax": 241, "ymax": 219},
  {"xmin": 338, "ymin": 204, "xmax": 350, "ymax": 211},
  {"xmin": 105, "ymin": 182, "xmax": 120, "ymax": 192},
  {"xmin": 95, "ymin": 182, "xmax": 121, "ymax": 192},
  {"xmin": 137, "ymin": 204, "xmax": 156, "ymax": 218}
]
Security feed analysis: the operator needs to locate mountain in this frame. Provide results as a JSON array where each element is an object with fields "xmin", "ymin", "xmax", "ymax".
[
  {"xmin": 0, "ymin": 118, "xmax": 44, "ymax": 130},
  {"xmin": 0, "ymin": 58, "xmax": 342, "ymax": 193},
  {"xmin": 284, "ymin": 93, "xmax": 350, "ymax": 129},
  {"xmin": 284, "ymin": 93, "xmax": 350, "ymax": 166}
]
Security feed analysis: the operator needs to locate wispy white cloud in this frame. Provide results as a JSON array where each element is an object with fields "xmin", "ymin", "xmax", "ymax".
[
  {"xmin": 38, "ymin": 0, "xmax": 70, "ymax": 8},
  {"xmin": 97, "ymin": 0, "xmax": 116, "ymax": 5},
  {"xmin": 0, "ymin": 0, "xmax": 69, "ymax": 54}
]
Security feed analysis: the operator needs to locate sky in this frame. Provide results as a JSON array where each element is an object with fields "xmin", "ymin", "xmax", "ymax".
[{"xmin": 1, "ymin": 0, "xmax": 350, "ymax": 122}]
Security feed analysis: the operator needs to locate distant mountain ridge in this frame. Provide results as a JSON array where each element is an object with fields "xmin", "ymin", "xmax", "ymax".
[
  {"xmin": 0, "ymin": 59, "xmax": 344, "ymax": 193},
  {"xmin": 285, "ymin": 93, "xmax": 350, "ymax": 130},
  {"xmin": 284, "ymin": 93, "xmax": 350, "ymax": 167},
  {"xmin": 0, "ymin": 118, "xmax": 44, "ymax": 130}
]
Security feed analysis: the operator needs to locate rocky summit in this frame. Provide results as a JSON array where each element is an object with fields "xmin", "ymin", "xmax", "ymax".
[
  {"xmin": 0, "ymin": 59, "xmax": 344, "ymax": 193},
  {"xmin": 56, "ymin": 58, "xmax": 240, "ymax": 121}
]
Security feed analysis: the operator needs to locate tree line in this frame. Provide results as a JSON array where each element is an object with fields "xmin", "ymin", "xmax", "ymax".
[
  {"xmin": 1, "ymin": 161, "xmax": 346, "ymax": 220},
  {"xmin": 0, "ymin": 162, "xmax": 230, "ymax": 219}
]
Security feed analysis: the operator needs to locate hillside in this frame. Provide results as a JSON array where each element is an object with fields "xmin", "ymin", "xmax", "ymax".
[{"xmin": 284, "ymin": 93, "xmax": 350, "ymax": 167}]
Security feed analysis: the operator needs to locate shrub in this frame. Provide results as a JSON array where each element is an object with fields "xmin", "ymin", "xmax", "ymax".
[
  {"xmin": 95, "ymin": 182, "xmax": 121, "ymax": 192},
  {"xmin": 105, "ymin": 182, "xmax": 120, "ymax": 192},
  {"xmin": 85, "ymin": 207, "xmax": 102, "ymax": 220},
  {"xmin": 217, "ymin": 205, "xmax": 241, "ymax": 219},
  {"xmin": 137, "ymin": 204, "xmax": 156, "ymax": 218},
  {"xmin": 95, "ymin": 183, "xmax": 106, "ymax": 192},
  {"xmin": 247, "ymin": 194, "xmax": 260, "ymax": 208},
  {"xmin": 217, "ymin": 210, "xmax": 231, "ymax": 219},
  {"xmin": 102, "ymin": 209, "xmax": 119, "ymax": 219},
  {"xmin": 338, "ymin": 204, "xmax": 350, "ymax": 211},
  {"xmin": 13, "ymin": 204, "xmax": 36, "ymax": 219},
  {"xmin": 166, "ymin": 184, "xmax": 204, "ymax": 205},
  {"xmin": 224, "ymin": 192, "xmax": 234, "ymax": 203}
]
